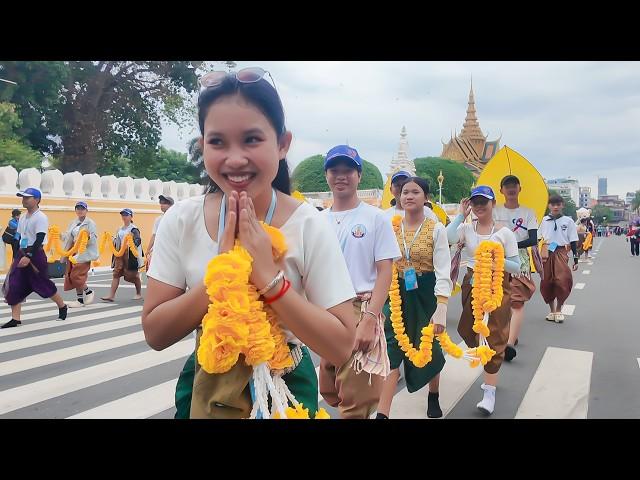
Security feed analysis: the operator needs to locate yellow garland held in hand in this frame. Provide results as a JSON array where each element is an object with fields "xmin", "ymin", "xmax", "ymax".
[
  {"xmin": 388, "ymin": 264, "xmax": 434, "ymax": 368},
  {"xmin": 44, "ymin": 226, "xmax": 89, "ymax": 264}
]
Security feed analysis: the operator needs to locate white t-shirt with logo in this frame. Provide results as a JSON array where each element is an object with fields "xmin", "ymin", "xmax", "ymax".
[
  {"xmin": 322, "ymin": 202, "xmax": 401, "ymax": 293},
  {"xmin": 493, "ymin": 205, "xmax": 538, "ymax": 243},
  {"xmin": 148, "ymin": 195, "xmax": 356, "ymax": 346},
  {"xmin": 383, "ymin": 205, "xmax": 439, "ymax": 223},
  {"xmin": 538, "ymin": 215, "xmax": 579, "ymax": 246},
  {"xmin": 16, "ymin": 209, "xmax": 48, "ymax": 247},
  {"xmin": 454, "ymin": 222, "xmax": 519, "ymax": 269}
]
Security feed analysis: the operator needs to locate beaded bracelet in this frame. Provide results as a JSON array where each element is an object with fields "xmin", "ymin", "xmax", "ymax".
[{"xmin": 264, "ymin": 279, "xmax": 291, "ymax": 304}]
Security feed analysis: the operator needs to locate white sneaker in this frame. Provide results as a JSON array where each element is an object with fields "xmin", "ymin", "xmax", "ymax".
[
  {"xmin": 84, "ymin": 291, "xmax": 95, "ymax": 305},
  {"xmin": 476, "ymin": 383, "xmax": 496, "ymax": 416},
  {"xmin": 67, "ymin": 300, "xmax": 84, "ymax": 308}
]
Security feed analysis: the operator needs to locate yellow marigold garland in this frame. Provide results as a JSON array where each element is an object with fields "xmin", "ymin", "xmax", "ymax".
[
  {"xmin": 388, "ymin": 264, "xmax": 434, "ymax": 368},
  {"xmin": 45, "ymin": 226, "xmax": 89, "ymax": 264},
  {"xmin": 391, "ymin": 214, "xmax": 402, "ymax": 233}
]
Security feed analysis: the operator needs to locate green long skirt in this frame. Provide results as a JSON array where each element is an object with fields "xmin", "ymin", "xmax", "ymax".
[
  {"xmin": 382, "ymin": 271, "xmax": 445, "ymax": 393},
  {"xmin": 174, "ymin": 345, "xmax": 319, "ymax": 419}
]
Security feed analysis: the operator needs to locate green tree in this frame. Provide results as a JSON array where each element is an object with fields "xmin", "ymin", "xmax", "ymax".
[
  {"xmin": 147, "ymin": 147, "xmax": 200, "ymax": 183},
  {"xmin": 0, "ymin": 61, "xmax": 208, "ymax": 173},
  {"xmin": 413, "ymin": 157, "xmax": 474, "ymax": 203},
  {"xmin": 591, "ymin": 204, "xmax": 614, "ymax": 224},
  {"xmin": 0, "ymin": 102, "xmax": 43, "ymax": 169},
  {"xmin": 291, "ymin": 154, "xmax": 384, "ymax": 192},
  {"xmin": 631, "ymin": 190, "xmax": 640, "ymax": 212},
  {"xmin": 546, "ymin": 190, "xmax": 577, "ymax": 220},
  {"xmin": 187, "ymin": 136, "xmax": 207, "ymax": 184}
]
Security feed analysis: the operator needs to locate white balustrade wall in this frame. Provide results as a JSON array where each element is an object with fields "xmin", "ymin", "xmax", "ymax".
[{"xmin": 0, "ymin": 167, "xmax": 217, "ymax": 203}]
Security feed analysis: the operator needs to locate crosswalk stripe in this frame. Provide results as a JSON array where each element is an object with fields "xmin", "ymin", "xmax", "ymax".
[
  {"xmin": 7, "ymin": 302, "xmax": 113, "ymax": 322},
  {"xmin": 0, "ymin": 340, "xmax": 192, "ymax": 415},
  {"xmin": 0, "ymin": 305, "xmax": 140, "ymax": 338},
  {"xmin": 389, "ymin": 341, "xmax": 481, "ymax": 419},
  {"xmin": 561, "ymin": 304, "xmax": 575, "ymax": 315},
  {"xmin": 515, "ymin": 346, "xmax": 593, "ymax": 419},
  {"xmin": 0, "ymin": 331, "xmax": 147, "ymax": 376},
  {"xmin": 574, "ymin": 283, "xmax": 586, "ymax": 290},
  {"xmin": 1, "ymin": 298, "xmax": 50, "ymax": 307},
  {"xmin": 0, "ymin": 316, "xmax": 141, "ymax": 353},
  {"xmin": 0, "ymin": 302, "xmax": 65, "ymax": 315},
  {"xmin": 52, "ymin": 282, "xmax": 148, "ymax": 290},
  {"xmin": 582, "ymin": 270, "xmax": 591, "ymax": 275},
  {"xmin": 67, "ymin": 379, "xmax": 178, "ymax": 419}
]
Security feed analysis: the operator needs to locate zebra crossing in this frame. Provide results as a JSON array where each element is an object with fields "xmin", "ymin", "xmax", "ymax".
[{"xmin": 0, "ymin": 259, "xmax": 605, "ymax": 419}]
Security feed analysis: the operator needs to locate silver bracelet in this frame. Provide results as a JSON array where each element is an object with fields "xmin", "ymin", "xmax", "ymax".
[{"xmin": 257, "ymin": 270, "xmax": 285, "ymax": 296}]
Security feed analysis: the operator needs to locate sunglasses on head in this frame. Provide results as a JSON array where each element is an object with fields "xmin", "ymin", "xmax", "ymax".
[{"xmin": 199, "ymin": 67, "xmax": 277, "ymax": 92}]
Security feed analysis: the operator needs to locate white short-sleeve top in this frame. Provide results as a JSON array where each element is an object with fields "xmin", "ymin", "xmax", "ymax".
[
  {"xmin": 456, "ymin": 222, "xmax": 519, "ymax": 269},
  {"xmin": 148, "ymin": 195, "xmax": 357, "ymax": 345}
]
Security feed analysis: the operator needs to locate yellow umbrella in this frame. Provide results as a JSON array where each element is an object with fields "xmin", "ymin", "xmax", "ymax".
[{"xmin": 476, "ymin": 145, "xmax": 548, "ymax": 223}]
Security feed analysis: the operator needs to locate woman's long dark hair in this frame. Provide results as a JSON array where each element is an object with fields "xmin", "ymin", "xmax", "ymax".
[{"xmin": 198, "ymin": 74, "xmax": 291, "ymax": 195}]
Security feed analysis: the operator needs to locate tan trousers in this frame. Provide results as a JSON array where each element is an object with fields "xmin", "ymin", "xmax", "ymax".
[{"xmin": 319, "ymin": 297, "xmax": 384, "ymax": 419}]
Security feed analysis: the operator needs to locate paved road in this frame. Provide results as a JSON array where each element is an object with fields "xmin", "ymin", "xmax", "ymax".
[{"xmin": 1, "ymin": 235, "xmax": 637, "ymax": 418}]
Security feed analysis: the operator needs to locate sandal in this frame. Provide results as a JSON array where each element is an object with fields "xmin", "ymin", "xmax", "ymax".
[
  {"xmin": 554, "ymin": 313, "xmax": 565, "ymax": 323},
  {"xmin": 101, "ymin": 297, "xmax": 114, "ymax": 302},
  {"xmin": 545, "ymin": 312, "xmax": 555, "ymax": 321}
]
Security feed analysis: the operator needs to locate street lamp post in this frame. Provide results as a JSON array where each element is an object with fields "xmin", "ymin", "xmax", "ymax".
[{"xmin": 437, "ymin": 170, "xmax": 444, "ymax": 205}]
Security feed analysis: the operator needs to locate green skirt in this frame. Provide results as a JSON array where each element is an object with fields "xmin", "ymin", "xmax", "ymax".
[
  {"xmin": 174, "ymin": 345, "xmax": 319, "ymax": 419},
  {"xmin": 382, "ymin": 271, "xmax": 445, "ymax": 393}
]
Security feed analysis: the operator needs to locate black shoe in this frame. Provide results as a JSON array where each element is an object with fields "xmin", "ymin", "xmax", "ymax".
[
  {"xmin": 505, "ymin": 345, "xmax": 517, "ymax": 362},
  {"xmin": 1, "ymin": 319, "xmax": 21, "ymax": 328},
  {"xmin": 58, "ymin": 305, "xmax": 68, "ymax": 321},
  {"xmin": 77, "ymin": 297, "xmax": 84, "ymax": 304},
  {"xmin": 375, "ymin": 413, "xmax": 389, "ymax": 419},
  {"xmin": 427, "ymin": 392, "xmax": 443, "ymax": 418}
]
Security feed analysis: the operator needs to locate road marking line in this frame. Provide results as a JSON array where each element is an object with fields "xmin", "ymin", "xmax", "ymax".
[
  {"xmin": 515, "ymin": 347, "xmax": 593, "ymax": 419},
  {"xmin": 574, "ymin": 283, "xmax": 585, "ymax": 290},
  {"xmin": 67, "ymin": 379, "xmax": 178, "ymax": 419},
  {"xmin": 0, "ymin": 340, "xmax": 192, "ymax": 415},
  {"xmin": 0, "ymin": 316, "xmax": 141, "ymax": 353},
  {"xmin": 561, "ymin": 304, "xmax": 575, "ymax": 315},
  {"xmin": 0, "ymin": 302, "xmax": 113, "ymax": 324},
  {"xmin": 0, "ymin": 331, "xmax": 148, "ymax": 376},
  {"xmin": 582, "ymin": 270, "xmax": 591, "ymax": 275},
  {"xmin": 0, "ymin": 305, "xmax": 139, "ymax": 338}
]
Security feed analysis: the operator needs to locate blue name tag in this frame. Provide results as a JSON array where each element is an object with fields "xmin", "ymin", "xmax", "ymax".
[
  {"xmin": 548, "ymin": 242, "xmax": 558, "ymax": 252},
  {"xmin": 20, "ymin": 237, "xmax": 28, "ymax": 249},
  {"xmin": 404, "ymin": 267, "xmax": 418, "ymax": 291}
]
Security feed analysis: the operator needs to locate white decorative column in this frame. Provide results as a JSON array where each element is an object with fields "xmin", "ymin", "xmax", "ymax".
[
  {"xmin": 117, "ymin": 176, "xmax": 136, "ymax": 200},
  {"xmin": 101, "ymin": 175, "xmax": 119, "ymax": 199},
  {"xmin": 18, "ymin": 168, "xmax": 42, "ymax": 191},
  {"xmin": 162, "ymin": 180, "xmax": 178, "ymax": 199},
  {"xmin": 40, "ymin": 169, "xmax": 65, "ymax": 196},
  {"xmin": 148, "ymin": 179, "xmax": 163, "ymax": 201},
  {"xmin": 82, "ymin": 174, "xmax": 102, "ymax": 198},
  {"xmin": 134, "ymin": 178, "xmax": 150, "ymax": 200},
  {"xmin": 0, "ymin": 165, "xmax": 18, "ymax": 193},
  {"xmin": 176, "ymin": 182, "xmax": 189, "ymax": 201},
  {"xmin": 189, "ymin": 184, "xmax": 204, "ymax": 197},
  {"xmin": 63, "ymin": 171, "xmax": 84, "ymax": 197}
]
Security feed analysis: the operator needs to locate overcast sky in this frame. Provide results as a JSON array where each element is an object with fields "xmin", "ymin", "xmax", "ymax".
[{"xmin": 160, "ymin": 61, "xmax": 640, "ymax": 198}]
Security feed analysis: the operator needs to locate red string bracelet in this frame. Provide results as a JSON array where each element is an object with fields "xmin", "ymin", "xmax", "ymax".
[{"xmin": 264, "ymin": 279, "xmax": 291, "ymax": 304}]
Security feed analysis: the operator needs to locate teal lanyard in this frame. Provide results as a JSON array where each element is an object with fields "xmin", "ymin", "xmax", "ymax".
[
  {"xmin": 401, "ymin": 218, "xmax": 426, "ymax": 263},
  {"xmin": 216, "ymin": 188, "xmax": 277, "ymax": 255}
]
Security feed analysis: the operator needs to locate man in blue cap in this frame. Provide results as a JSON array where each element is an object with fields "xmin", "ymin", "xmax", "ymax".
[
  {"xmin": 2, "ymin": 188, "xmax": 68, "ymax": 328},
  {"xmin": 383, "ymin": 170, "xmax": 440, "ymax": 223},
  {"xmin": 318, "ymin": 145, "xmax": 401, "ymax": 419},
  {"xmin": 62, "ymin": 201, "xmax": 99, "ymax": 307}
]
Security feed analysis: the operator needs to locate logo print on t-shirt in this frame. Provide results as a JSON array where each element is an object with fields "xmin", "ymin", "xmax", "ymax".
[
  {"xmin": 351, "ymin": 224, "xmax": 366, "ymax": 238},
  {"xmin": 561, "ymin": 224, "xmax": 568, "ymax": 231}
]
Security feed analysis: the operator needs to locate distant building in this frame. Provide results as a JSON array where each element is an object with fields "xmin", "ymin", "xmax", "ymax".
[
  {"xmin": 440, "ymin": 80, "xmax": 501, "ymax": 177},
  {"xmin": 625, "ymin": 191, "xmax": 636, "ymax": 205},
  {"xmin": 546, "ymin": 177, "xmax": 580, "ymax": 206},
  {"xmin": 579, "ymin": 186, "xmax": 592, "ymax": 208},
  {"xmin": 597, "ymin": 194, "xmax": 628, "ymax": 224},
  {"xmin": 597, "ymin": 177, "xmax": 607, "ymax": 198}
]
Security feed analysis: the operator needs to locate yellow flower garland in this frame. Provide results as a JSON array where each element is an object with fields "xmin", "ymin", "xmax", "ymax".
[
  {"xmin": 388, "ymin": 264, "xmax": 435, "ymax": 368},
  {"xmin": 45, "ymin": 226, "xmax": 89, "ymax": 264}
]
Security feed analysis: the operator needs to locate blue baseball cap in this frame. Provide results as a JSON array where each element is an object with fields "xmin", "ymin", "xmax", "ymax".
[
  {"xmin": 324, "ymin": 145, "xmax": 362, "ymax": 171},
  {"xmin": 470, "ymin": 185, "xmax": 496, "ymax": 200},
  {"xmin": 17, "ymin": 187, "xmax": 42, "ymax": 200},
  {"xmin": 391, "ymin": 171, "xmax": 412, "ymax": 183},
  {"xmin": 120, "ymin": 208, "xmax": 133, "ymax": 216},
  {"xmin": 75, "ymin": 201, "xmax": 88, "ymax": 210}
]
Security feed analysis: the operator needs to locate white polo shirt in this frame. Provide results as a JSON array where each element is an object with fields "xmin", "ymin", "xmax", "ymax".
[
  {"xmin": 538, "ymin": 215, "xmax": 579, "ymax": 246},
  {"xmin": 322, "ymin": 202, "xmax": 401, "ymax": 293}
]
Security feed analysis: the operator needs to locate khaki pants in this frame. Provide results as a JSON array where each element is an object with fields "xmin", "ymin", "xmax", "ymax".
[{"xmin": 319, "ymin": 297, "xmax": 384, "ymax": 419}]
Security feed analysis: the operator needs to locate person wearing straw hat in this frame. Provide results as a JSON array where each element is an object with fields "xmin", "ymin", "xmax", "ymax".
[
  {"xmin": 62, "ymin": 201, "xmax": 99, "ymax": 308},
  {"xmin": 1, "ymin": 188, "xmax": 67, "ymax": 328},
  {"xmin": 446, "ymin": 185, "xmax": 521, "ymax": 415}
]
